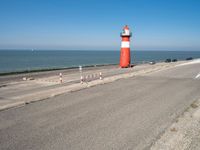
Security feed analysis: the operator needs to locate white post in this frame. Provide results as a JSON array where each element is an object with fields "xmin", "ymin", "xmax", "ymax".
[
  {"xmin": 80, "ymin": 75, "xmax": 83, "ymax": 84},
  {"xmin": 79, "ymin": 66, "xmax": 82, "ymax": 73},
  {"xmin": 59, "ymin": 73, "xmax": 63, "ymax": 83},
  {"xmin": 79, "ymin": 65, "xmax": 83, "ymax": 83},
  {"xmin": 99, "ymin": 72, "xmax": 102, "ymax": 80}
]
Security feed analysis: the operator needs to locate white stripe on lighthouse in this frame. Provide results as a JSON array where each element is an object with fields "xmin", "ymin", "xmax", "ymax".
[{"xmin": 121, "ymin": 41, "xmax": 130, "ymax": 48}]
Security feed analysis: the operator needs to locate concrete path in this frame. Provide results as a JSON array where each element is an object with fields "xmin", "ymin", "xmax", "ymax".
[{"xmin": 0, "ymin": 60, "xmax": 200, "ymax": 150}]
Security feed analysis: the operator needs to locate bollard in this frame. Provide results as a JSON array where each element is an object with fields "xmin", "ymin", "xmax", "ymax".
[
  {"xmin": 79, "ymin": 65, "xmax": 83, "ymax": 83},
  {"xmin": 99, "ymin": 72, "xmax": 102, "ymax": 80},
  {"xmin": 79, "ymin": 66, "xmax": 82, "ymax": 72},
  {"xmin": 22, "ymin": 77, "xmax": 27, "ymax": 81},
  {"xmin": 80, "ymin": 75, "xmax": 83, "ymax": 84},
  {"xmin": 59, "ymin": 73, "xmax": 63, "ymax": 83}
]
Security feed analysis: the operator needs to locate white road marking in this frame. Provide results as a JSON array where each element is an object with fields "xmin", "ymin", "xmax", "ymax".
[{"xmin": 195, "ymin": 73, "xmax": 200, "ymax": 79}]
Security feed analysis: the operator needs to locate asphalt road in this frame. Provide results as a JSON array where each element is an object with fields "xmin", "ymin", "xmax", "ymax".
[{"xmin": 0, "ymin": 62, "xmax": 200, "ymax": 150}]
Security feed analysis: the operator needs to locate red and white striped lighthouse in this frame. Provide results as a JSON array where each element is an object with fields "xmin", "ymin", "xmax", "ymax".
[{"xmin": 120, "ymin": 25, "xmax": 132, "ymax": 68}]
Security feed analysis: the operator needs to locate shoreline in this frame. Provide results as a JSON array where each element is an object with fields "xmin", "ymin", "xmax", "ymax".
[
  {"xmin": 0, "ymin": 63, "xmax": 117, "ymax": 76},
  {"xmin": 0, "ymin": 60, "xmax": 165, "ymax": 76},
  {"xmin": 0, "ymin": 63, "xmax": 119, "ymax": 85},
  {"xmin": 0, "ymin": 57, "xmax": 196, "ymax": 78}
]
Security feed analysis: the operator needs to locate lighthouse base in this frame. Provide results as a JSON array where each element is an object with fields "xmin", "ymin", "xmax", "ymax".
[{"xmin": 119, "ymin": 48, "xmax": 131, "ymax": 68}]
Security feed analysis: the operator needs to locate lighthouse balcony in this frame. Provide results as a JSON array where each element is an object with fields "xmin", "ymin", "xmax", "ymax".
[{"xmin": 120, "ymin": 32, "xmax": 132, "ymax": 37}]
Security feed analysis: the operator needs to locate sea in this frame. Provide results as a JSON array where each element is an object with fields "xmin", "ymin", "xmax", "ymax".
[{"xmin": 0, "ymin": 50, "xmax": 200, "ymax": 73}]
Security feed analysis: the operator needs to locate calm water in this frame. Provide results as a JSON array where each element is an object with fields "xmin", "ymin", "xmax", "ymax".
[{"xmin": 0, "ymin": 50, "xmax": 200, "ymax": 73}]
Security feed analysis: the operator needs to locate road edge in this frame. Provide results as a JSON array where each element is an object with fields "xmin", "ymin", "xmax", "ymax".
[{"xmin": 151, "ymin": 99, "xmax": 200, "ymax": 150}]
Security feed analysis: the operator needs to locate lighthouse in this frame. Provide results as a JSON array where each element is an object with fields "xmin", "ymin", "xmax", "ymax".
[{"xmin": 120, "ymin": 25, "xmax": 132, "ymax": 68}]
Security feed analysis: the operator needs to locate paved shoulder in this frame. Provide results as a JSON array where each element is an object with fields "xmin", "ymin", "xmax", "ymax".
[{"xmin": 0, "ymin": 71, "xmax": 200, "ymax": 149}]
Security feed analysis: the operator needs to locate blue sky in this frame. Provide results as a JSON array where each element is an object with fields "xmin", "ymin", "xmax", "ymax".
[{"xmin": 0, "ymin": 0, "xmax": 200, "ymax": 50}]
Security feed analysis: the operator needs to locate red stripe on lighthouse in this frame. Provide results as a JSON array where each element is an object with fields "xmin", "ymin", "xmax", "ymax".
[
  {"xmin": 120, "ymin": 48, "xmax": 131, "ymax": 67},
  {"xmin": 122, "ymin": 37, "xmax": 130, "ymax": 41}
]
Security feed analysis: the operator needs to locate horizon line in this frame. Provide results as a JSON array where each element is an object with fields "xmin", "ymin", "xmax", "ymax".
[{"xmin": 0, "ymin": 49, "xmax": 200, "ymax": 52}]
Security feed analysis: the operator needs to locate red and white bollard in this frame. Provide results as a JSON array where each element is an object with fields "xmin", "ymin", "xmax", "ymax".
[
  {"xmin": 80, "ymin": 75, "xmax": 84, "ymax": 84},
  {"xmin": 59, "ymin": 73, "xmax": 63, "ymax": 83},
  {"xmin": 99, "ymin": 72, "xmax": 102, "ymax": 80}
]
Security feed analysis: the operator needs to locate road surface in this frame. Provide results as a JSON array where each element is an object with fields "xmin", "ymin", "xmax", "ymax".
[{"xmin": 0, "ymin": 62, "xmax": 200, "ymax": 150}]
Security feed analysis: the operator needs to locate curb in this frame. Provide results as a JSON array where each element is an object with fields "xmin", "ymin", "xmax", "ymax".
[{"xmin": 0, "ymin": 101, "xmax": 25, "ymax": 111}]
